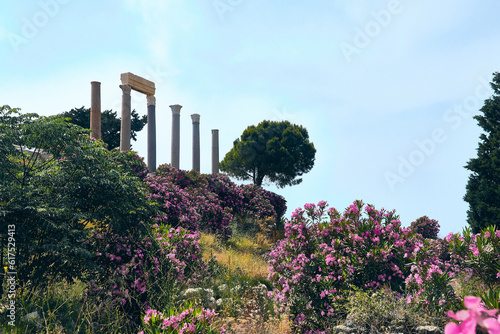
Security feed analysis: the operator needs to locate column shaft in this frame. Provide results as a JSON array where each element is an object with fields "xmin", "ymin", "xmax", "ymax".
[
  {"xmin": 191, "ymin": 114, "xmax": 200, "ymax": 172},
  {"xmin": 90, "ymin": 81, "xmax": 101, "ymax": 140},
  {"xmin": 170, "ymin": 104, "xmax": 182, "ymax": 169},
  {"xmin": 147, "ymin": 95, "xmax": 156, "ymax": 172},
  {"xmin": 212, "ymin": 129, "xmax": 219, "ymax": 174},
  {"xmin": 120, "ymin": 85, "xmax": 132, "ymax": 151}
]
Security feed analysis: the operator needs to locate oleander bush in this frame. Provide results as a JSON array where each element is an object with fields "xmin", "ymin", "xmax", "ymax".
[
  {"xmin": 267, "ymin": 200, "xmax": 500, "ymax": 333},
  {"xmin": 84, "ymin": 223, "xmax": 209, "ymax": 329},
  {"xmin": 410, "ymin": 216, "xmax": 441, "ymax": 239},
  {"xmin": 146, "ymin": 164, "xmax": 286, "ymax": 239},
  {"xmin": 267, "ymin": 200, "xmax": 423, "ymax": 332},
  {"xmin": 140, "ymin": 303, "xmax": 226, "ymax": 334}
]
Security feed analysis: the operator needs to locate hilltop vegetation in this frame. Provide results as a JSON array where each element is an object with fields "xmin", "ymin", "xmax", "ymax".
[{"xmin": 1, "ymin": 105, "xmax": 499, "ymax": 334}]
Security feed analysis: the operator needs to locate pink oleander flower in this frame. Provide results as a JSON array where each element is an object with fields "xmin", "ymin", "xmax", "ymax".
[{"xmin": 445, "ymin": 296, "xmax": 500, "ymax": 334}]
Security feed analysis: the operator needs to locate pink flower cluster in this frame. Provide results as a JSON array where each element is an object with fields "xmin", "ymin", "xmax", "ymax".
[
  {"xmin": 267, "ymin": 200, "xmax": 422, "ymax": 331},
  {"xmin": 445, "ymin": 296, "xmax": 500, "ymax": 334},
  {"xmin": 267, "ymin": 200, "xmax": 500, "ymax": 332},
  {"xmin": 146, "ymin": 164, "xmax": 286, "ymax": 238},
  {"xmin": 140, "ymin": 306, "xmax": 226, "ymax": 334},
  {"xmin": 87, "ymin": 224, "xmax": 208, "ymax": 316}
]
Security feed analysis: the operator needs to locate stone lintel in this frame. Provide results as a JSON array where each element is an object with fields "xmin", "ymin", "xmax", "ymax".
[{"xmin": 120, "ymin": 72, "xmax": 155, "ymax": 96}]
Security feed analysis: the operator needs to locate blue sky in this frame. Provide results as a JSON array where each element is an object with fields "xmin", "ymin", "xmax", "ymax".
[{"xmin": 1, "ymin": 0, "xmax": 499, "ymax": 237}]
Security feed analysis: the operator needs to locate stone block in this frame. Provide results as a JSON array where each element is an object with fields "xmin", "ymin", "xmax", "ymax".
[{"xmin": 120, "ymin": 72, "xmax": 155, "ymax": 96}]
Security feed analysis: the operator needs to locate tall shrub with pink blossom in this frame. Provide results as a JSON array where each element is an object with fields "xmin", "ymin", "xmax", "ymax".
[
  {"xmin": 267, "ymin": 200, "xmax": 423, "ymax": 332},
  {"xmin": 410, "ymin": 215, "xmax": 441, "ymax": 239},
  {"xmin": 146, "ymin": 164, "xmax": 286, "ymax": 238},
  {"xmin": 406, "ymin": 224, "xmax": 500, "ymax": 313},
  {"xmin": 404, "ymin": 236, "xmax": 463, "ymax": 314},
  {"xmin": 85, "ymin": 223, "xmax": 208, "ymax": 326}
]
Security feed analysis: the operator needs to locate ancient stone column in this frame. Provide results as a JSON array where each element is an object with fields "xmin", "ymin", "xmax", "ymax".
[
  {"xmin": 147, "ymin": 95, "xmax": 156, "ymax": 172},
  {"xmin": 120, "ymin": 84, "xmax": 132, "ymax": 151},
  {"xmin": 212, "ymin": 129, "xmax": 219, "ymax": 174},
  {"xmin": 191, "ymin": 114, "xmax": 200, "ymax": 172},
  {"xmin": 90, "ymin": 81, "xmax": 101, "ymax": 140},
  {"xmin": 170, "ymin": 104, "xmax": 182, "ymax": 169}
]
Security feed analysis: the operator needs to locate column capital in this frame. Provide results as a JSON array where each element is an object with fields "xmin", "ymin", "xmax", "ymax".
[
  {"xmin": 147, "ymin": 95, "xmax": 156, "ymax": 106},
  {"xmin": 120, "ymin": 84, "xmax": 131, "ymax": 95},
  {"xmin": 190, "ymin": 113, "xmax": 200, "ymax": 123},
  {"xmin": 170, "ymin": 104, "xmax": 182, "ymax": 116}
]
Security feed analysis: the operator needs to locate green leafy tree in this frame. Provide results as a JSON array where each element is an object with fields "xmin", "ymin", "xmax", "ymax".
[
  {"xmin": 60, "ymin": 106, "xmax": 147, "ymax": 149},
  {"xmin": 464, "ymin": 72, "xmax": 500, "ymax": 233},
  {"xmin": 0, "ymin": 105, "xmax": 156, "ymax": 293},
  {"xmin": 220, "ymin": 120, "xmax": 316, "ymax": 188}
]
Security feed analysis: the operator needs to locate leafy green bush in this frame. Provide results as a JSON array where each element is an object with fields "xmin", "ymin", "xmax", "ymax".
[{"xmin": 0, "ymin": 107, "xmax": 157, "ymax": 293}]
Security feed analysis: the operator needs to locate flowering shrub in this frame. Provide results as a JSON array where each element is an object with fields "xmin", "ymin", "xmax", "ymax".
[
  {"xmin": 445, "ymin": 296, "xmax": 500, "ymax": 334},
  {"xmin": 85, "ymin": 223, "xmax": 208, "ymax": 324},
  {"xmin": 410, "ymin": 216, "xmax": 440, "ymax": 239},
  {"xmin": 146, "ymin": 164, "xmax": 285, "ymax": 238},
  {"xmin": 139, "ymin": 304, "xmax": 226, "ymax": 334},
  {"xmin": 205, "ymin": 173, "xmax": 245, "ymax": 213},
  {"xmin": 406, "ymin": 224, "xmax": 500, "ymax": 314},
  {"xmin": 147, "ymin": 166, "xmax": 234, "ymax": 238},
  {"xmin": 404, "ymin": 236, "xmax": 463, "ymax": 315},
  {"xmin": 447, "ymin": 225, "xmax": 500, "ymax": 289},
  {"xmin": 267, "ymin": 200, "xmax": 422, "ymax": 332},
  {"xmin": 264, "ymin": 190, "xmax": 287, "ymax": 221},
  {"xmin": 447, "ymin": 225, "xmax": 500, "ymax": 311},
  {"xmin": 240, "ymin": 184, "xmax": 276, "ymax": 220}
]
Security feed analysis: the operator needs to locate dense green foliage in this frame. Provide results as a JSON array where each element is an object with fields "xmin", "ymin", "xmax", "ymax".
[
  {"xmin": 0, "ymin": 107, "xmax": 286, "ymax": 332},
  {"xmin": 60, "ymin": 106, "xmax": 148, "ymax": 149},
  {"xmin": 220, "ymin": 120, "xmax": 316, "ymax": 188},
  {"xmin": 0, "ymin": 105, "xmax": 156, "ymax": 292},
  {"xmin": 464, "ymin": 72, "xmax": 500, "ymax": 233}
]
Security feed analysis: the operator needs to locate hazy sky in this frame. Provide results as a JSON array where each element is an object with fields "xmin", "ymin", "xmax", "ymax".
[{"xmin": 1, "ymin": 0, "xmax": 499, "ymax": 237}]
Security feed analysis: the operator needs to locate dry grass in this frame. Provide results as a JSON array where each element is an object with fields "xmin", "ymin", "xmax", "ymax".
[
  {"xmin": 199, "ymin": 233, "xmax": 271, "ymax": 281},
  {"xmin": 199, "ymin": 233, "xmax": 293, "ymax": 333},
  {"xmin": 219, "ymin": 314, "xmax": 291, "ymax": 334}
]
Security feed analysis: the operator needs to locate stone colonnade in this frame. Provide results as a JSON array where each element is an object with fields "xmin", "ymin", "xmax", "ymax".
[
  {"xmin": 119, "ymin": 72, "xmax": 156, "ymax": 171},
  {"xmin": 90, "ymin": 73, "xmax": 220, "ymax": 174}
]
